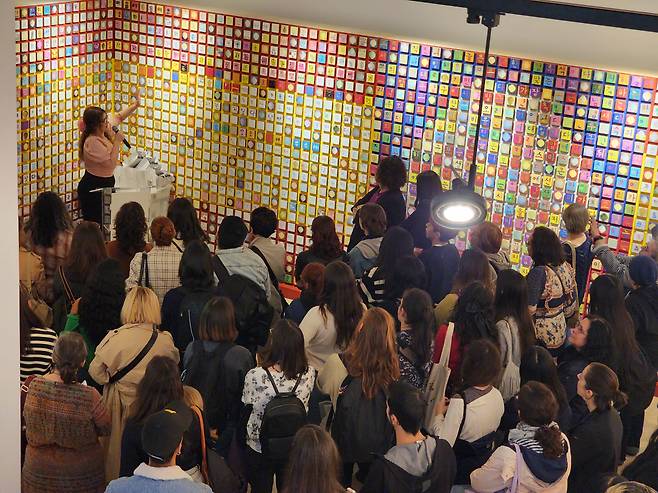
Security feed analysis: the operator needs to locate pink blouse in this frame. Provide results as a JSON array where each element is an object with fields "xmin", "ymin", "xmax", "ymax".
[{"xmin": 82, "ymin": 135, "xmax": 119, "ymax": 178}]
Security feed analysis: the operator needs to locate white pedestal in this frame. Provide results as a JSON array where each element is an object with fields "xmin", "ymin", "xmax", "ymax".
[{"xmin": 102, "ymin": 185, "xmax": 172, "ymax": 240}]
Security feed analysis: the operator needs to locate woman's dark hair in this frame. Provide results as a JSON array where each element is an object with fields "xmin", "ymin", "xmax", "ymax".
[
  {"xmin": 198, "ymin": 297, "xmax": 238, "ymax": 343},
  {"xmin": 518, "ymin": 381, "xmax": 566, "ymax": 459},
  {"xmin": 583, "ymin": 362, "xmax": 628, "ymax": 412},
  {"xmin": 27, "ymin": 191, "xmax": 73, "ymax": 248},
  {"xmin": 461, "ymin": 339, "xmax": 502, "ymax": 388},
  {"xmin": 52, "ymin": 332, "xmax": 87, "ymax": 385},
  {"xmin": 19, "ymin": 288, "xmax": 44, "ymax": 357},
  {"xmin": 179, "ymin": 240, "xmax": 214, "ymax": 290},
  {"xmin": 64, "ymin": 221, "xmax": 108, "ymax": 283},
  {"xmin": 130, "ymin": 356, "xmax": 183, "ymax": 423},
  {"xmin": 580, "ymin": 316, "xmax": 619, "ymax": 372},
  {"xmin": 529, "ymin": 226, "xmax": 564, "ymax": 266},
  {"xmin": 320, "ymin": 261, "xmax": 364, "ymax": 349},
  {"xmin": 453, "ymin": 281, "xmax": 497, "ymax": 347},
  {"xmin": 400, "ymin": 288, "xmax": 434, "ymax": 365},
  {"xmin": 588, "ymin": 274, "xmax": 640, "ymax": 379},
  {"xmin": 358, "ymin": 203, "xmax": 387, "ymax": 237},
  {"xmin": 79, "ymin": 106, "xmax": 106, "ymax": 160},
  {"xmin": 283, "ymin": 425, "xmax": 344, "ymax": 493},
  {"xmin": 260, "ymin": 320, "xmax": 309, "ymax": 380},
  {"xmin": 114, "ymin": 201, "xmax": 148, "ymax": 257},
  {"xmin": 452, "ymin": 248, "xmax": 493, "ymax": 293},
  {"xmin": 495, "ymin": 269, "xmax": 536, "ymax": 355},
  {"xmin": 386, "ymin": 255, "xmax": 427, "ymax": 299},
  {"xmin": 376, "ymin": 226, "xmax": 414, "ymax": 292},
  {"xmin": 300, "ymin": 263, "xmax": 325, "ymax": 303},
  {"xmin": 622, "ymin": 428, "xmax": 658, "ymax": 489},
  {"xmin": 167, "ymin": 197, "xmax": 208, "ymax": 245},
  {"xmin": 250, "ymin": 207, "xmax": 278, "ymax": 238},
  {"xmin": 520, "ymin": 346, "xmax": 569, "ymax": 410},
  {"xmin": 414, "ymin": 170, "xmax": 442, "ymax": 207},
  {"xmin": 375, "ymin": 156, "xmax": 408, "ymax": 191},
  {"xmin": 309, "ymin": 216, "xmax": 343, "ymax": 260},
  {"xmin": 79, "ymin": 258, "xmax": 126, "ymax": 348}
]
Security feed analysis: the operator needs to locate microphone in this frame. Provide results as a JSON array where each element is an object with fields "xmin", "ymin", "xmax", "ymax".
[{"xmin": 112, "ymin": 126, "xmax": 132, "ymax": 150}]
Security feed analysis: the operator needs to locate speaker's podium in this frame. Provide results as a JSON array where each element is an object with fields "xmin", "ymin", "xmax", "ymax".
[{"xmin": 97, "ymin": 150, "xmax": 174, "ymax": 239}]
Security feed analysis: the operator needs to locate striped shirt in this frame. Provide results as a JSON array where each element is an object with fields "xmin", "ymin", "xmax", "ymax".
[
  {"xmin": 359, "ymin": 265, "xmax": 386, "ymax": 304},
  {"xmin": 20, "ymin": 327, "xmax": 57, "ymax": 382}
]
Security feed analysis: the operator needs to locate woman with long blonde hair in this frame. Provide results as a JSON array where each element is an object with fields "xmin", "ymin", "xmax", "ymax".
[
  {"xmin": 319, "ymin": 307, "xmax": 400, "ymax": 487},
  {"xmin": 89, "ymin": 286, "xmax": 179, "ymax": 481}
]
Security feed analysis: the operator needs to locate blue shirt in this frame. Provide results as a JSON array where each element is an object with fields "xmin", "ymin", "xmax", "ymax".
[{"xmin": 105, "ymin": 463, "xmax": 212, "ymax": 493}]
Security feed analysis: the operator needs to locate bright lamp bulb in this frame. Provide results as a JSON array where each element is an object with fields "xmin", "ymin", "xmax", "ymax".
[{"xmin": 442, "ymin": 204, "xmax": 477, "ymax": 223}]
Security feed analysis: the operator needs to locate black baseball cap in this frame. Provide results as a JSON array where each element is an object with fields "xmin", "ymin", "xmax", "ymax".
[{"xmin": 141, "ymin": 400, "xmax": 193, "ymax": 462}]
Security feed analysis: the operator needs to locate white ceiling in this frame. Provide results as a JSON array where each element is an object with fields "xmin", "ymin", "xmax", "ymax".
[{"xmin": 15, "ymin": 0, "xmax": 658, "ymax": 75}]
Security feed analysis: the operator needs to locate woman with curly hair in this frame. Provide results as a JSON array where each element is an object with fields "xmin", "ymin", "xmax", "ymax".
[
  {"xmin": 348, "ymin": 156, "xmax": 408, "ymax": 251},
  {"xmin": 26, "ymin": 191, "xmax": 74, "ymax": 303},
  {"xmin": 167, "ymin": 197, "xmax": 209, "ymax": 250},
  {"xmin": 294, "ymin": 216, "xmax": 348, "ymax": 283},
  {"xmin": 62, "ymin": 258, "xmax": 126, "ymax": 386},
  {"xmin": 106, "ymin": 202, "xmax": 152, "ymax": 278}
]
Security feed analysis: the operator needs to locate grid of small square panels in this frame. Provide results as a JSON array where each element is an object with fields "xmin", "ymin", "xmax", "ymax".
[
  {"xmin": 15, "ymin": 1, "xmax": 115, "ymax": 219},
  {"xmin": 17, "ymin": 1, "xmax": 658, "ymax": 281}
]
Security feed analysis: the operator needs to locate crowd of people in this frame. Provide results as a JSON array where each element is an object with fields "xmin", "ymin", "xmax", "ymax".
[{"xmin": 17, "ymin": 156, "xmax": 658, "ymax": 493}]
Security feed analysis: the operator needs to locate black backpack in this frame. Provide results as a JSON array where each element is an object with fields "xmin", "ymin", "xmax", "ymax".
[
  {"xmin": 259, "ymin": 368, "xmax": 307, "ymax": 462},
  {"xmin": 212, "ymin": 256, "xmax": 274, "ymax": 352},
  {"xmin": 172, "ymin": 289, "xmax": 215, "ymax": 354},
  {"xmin": 182, "ymin": 340, "xmax": 233, "ymax": 430},
  {"xmin": 330, "ymin": 370, "xmax": 394, "ymax": 464},
  {"xmin": 620, "ymin": 348, "xmax": 657, "ymax": 416}
]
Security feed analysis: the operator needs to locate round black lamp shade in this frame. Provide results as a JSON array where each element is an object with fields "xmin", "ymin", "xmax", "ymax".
[{"xmin": 430, "ymin": 188, "xmax": 488, "ymax": 229}]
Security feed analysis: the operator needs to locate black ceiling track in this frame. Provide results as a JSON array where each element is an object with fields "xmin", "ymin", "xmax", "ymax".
[{"xmin": 410, "ymin": 0, "xmax": 658, "ymax": 33}]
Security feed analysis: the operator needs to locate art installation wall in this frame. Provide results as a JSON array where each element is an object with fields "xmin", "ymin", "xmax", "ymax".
[{"xmin": 16, "ymin": 1, "xmax": 658, "ymax": 282}]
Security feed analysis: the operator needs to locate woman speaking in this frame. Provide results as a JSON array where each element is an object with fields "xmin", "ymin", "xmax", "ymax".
[{"xmin": 77, "ymin": 93, "xmax": 141, "ymax": 225}]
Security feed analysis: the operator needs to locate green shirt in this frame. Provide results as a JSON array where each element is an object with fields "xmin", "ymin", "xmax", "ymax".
[{"xmin": 61, "ymin": 314, "xmax": 95, "ymax": 368}]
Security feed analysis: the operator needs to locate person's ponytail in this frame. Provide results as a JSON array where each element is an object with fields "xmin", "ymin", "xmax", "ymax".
[
  {"xmin": 584, "ymin": 362, "xmax": 628, "ymax": 412},
  {"xmin": 612, "ymin": 389, "xmax": 628, "ymax": 411},
  {"xmin": 79, "ymin": 106, "xmax": 107, "ymax": 160},
  {"xmin": 534, "ymin": 424, "xmax": 565, "ymax": 459},
  {"xmin": 58, "ymin": 362, "xmax": 79, "ymax": 385}
]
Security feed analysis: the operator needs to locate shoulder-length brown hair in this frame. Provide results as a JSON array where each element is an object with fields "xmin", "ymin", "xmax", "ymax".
[
  {"xmin": 199, "ymin": 296, "xmax": 237, "ymax": 343},
  {"xmin": 64, "ymin": 221, "xmax": 108, "ymax": 283},
  {"xmin": 309, "ymin": 215, "xmax": 343, "ymax": 260},
  {"xmin": 452, "ymin": 248, "xmax": 493, "ymax": 294},
  {"xmin": 344, "ymin": 308, "xmax": 400, "ymax": 399},
  {"xmin": 260, "ymin": 320, "xmax": 309, "ymax": 380}
]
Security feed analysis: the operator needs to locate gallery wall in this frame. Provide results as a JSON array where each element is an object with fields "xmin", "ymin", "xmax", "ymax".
[{"xmin": 16, "ymin": 1, "xmax": 658, "ymax": 281}]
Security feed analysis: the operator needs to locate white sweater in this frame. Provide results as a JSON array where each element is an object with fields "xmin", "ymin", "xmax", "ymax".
[{"xmin": 430, "ymin": 387, "xmax": 504, "ymax": 447}]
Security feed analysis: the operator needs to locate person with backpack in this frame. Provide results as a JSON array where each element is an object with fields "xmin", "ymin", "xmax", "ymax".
[
  {"xmin": 431, "ymin": 339, "xmax": 505, "ymax": 486},
  {"xmin": 183, "ymin": 297, "xmax": 253, "ymax": 453},
  {"xmin": 247, "ymin": 207, "xmax": 287, "ymax": 317},
  {"xmin": 561, "ymin": 203, "xmax": 595, "ymax": 304},
  {"xmin": 126, "ymin": 217, "xmax": 183, "ymax": 303},
  {"xmin": 213, "ymin": 216, "xmax": 274, "ymax": 353},
  {"xmin": 625, "ymin": 255, "xmax": 658, "ymax": 370},
  {"xmin": 161, "ymin": 240, "xmax": 216, "ymax": 356},
  {"xmin": 241, "ymin": 320, "xmax": 316, "ymax": 493},
  {"xmin": 318, "ymin": 308, "xmax": 400, "ymax": 487},
  {"xmin": 397, "ymin": 288, "xmax": 435, "ymax": 389},
  {"xmin": 361, "ymin": 380, "xmax": 457, "ymax": 493},
  {"xmin": 470, "ymin": 381, "xmax": 571, "ymax": 492},
  {"xmin": 526, "ymin": 226, "xmax": 578, "ymax": 355},
  {"xmin": 494, "ymin": 270, "xmax": 536, "ymax": 401},
  {"xmin": 347, "ymin": 203, "xmax": 387, "ymax": 278},
  {"xmin": 299, "ymin": 261, "xmax": 365, "ymax": 370},
  {"xmin": 588, "ymin": 273, "xmax": 657, "ymax": 457}
]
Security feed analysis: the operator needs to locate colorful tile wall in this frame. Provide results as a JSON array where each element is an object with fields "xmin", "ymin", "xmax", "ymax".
[
  {"xmin": 16, "ymin": 1, "xmax": 115, "ymax": 219},
  {"xmin": 17, "ymin": 1, "xmax": 658, "ymax": 281}
]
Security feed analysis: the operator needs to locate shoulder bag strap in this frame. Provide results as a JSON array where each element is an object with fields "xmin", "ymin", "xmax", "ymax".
[
  {"xmin": 264, "ymin": 367, "xmax": 280, "ymax": 396},
  {"xmin": 504, "ymin": 320, "xmax": 515, "ymax": 367},
  {"xmin": 211, "ymin": 255, "xmax": 231, "ymax": 284},
  {"xmin": 456, "ymin": 391, "xmax": 468, "ymax": 440},
  {"xmin": 250, "ymin": 245, "xmax": 288, "ymax": 308},
  {"xmin": 108, "ymin": 327, "xmax": 158, "ymax": 384},
  {"xmin": 510, "ymin": 443, "xmax": 522, "ymax": 493},
  {"xmin": 438, "ymin": 322, "xmax": 454, "ymax": 367},
  {"xmin": 291, "ymin": 372, "xmax": 304, "ymax": 394},
  {"xmin": 58, "ymin": 265, "xmax": 75, "ymax": 304},
  {"xmin": 172, "ymin": 239, "xmax": 184, "ymax": 253},
  {"xmin": 138, "ymin": 252, "xmax": 151, "ymax": 288},
  {"xmin": 567, "ymin": 242, "xmax": 577, "ymax": 271},
  {"xmin": 190, "ymin": 405, "xmax": 209, "ymax": 484}
]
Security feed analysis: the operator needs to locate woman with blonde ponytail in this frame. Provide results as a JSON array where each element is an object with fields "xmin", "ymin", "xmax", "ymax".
[
  {"xmin": 22, "ymin": 333, "xmax": 111, "ymax": 492},
  {"xmin": 569, "ymin": 363, "xmax": 627, "ymax": 493}
]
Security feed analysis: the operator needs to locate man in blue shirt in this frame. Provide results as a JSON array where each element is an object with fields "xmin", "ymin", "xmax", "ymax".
[{"xmin": 105, "ymin": 401, "xmax": 211, "ymax": 493}]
